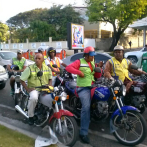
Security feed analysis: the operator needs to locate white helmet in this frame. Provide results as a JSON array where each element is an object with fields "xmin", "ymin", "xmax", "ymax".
[{"xmin": 114, "ymin": 45, "xmax": 124, "ymax": 51}]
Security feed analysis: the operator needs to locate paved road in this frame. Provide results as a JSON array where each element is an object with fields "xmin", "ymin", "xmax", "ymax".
[{"xmin": 0, "ymin": 80, "xmax": 147, "ymax": 147}]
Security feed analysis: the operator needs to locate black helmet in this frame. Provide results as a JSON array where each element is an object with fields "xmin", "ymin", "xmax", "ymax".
[
  {"xmin": 11, "ymin": 65, "xmax": 19, "ymax": 71},
  {"xmin": 47, "ymin": 47, "xmax": 56, "ymax": 56}
]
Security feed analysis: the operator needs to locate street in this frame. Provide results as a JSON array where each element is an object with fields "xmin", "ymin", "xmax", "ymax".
[{"xmin": 0, "ymin": 80, "xmax": 147, "ymax": 147}]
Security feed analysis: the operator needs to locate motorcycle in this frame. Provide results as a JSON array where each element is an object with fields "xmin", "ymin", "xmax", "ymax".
[
  {"xmin": 15, "ymin": 82, "xmax": 78, "ymax": 146},
  {"xmin": 124, "ymin": 65, "xmax": 147, "ymax": 113},
  {"xmin": 63, "ymin": 68, "xmax": 147, "ymax": 146},
  {"xmin": 9, "ymin": 65, "xmax": 26, "ymax": 109}
]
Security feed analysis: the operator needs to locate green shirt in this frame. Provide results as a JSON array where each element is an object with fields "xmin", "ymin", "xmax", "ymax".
[{"xmin": 20, "ymin": 63, "xmax": 52, "ymax": 88}]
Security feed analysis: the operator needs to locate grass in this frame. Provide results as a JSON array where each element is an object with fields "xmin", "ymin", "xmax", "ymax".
[{"xmin": 0, "ymin": 125, "xmax": 57, "ymax": 147}]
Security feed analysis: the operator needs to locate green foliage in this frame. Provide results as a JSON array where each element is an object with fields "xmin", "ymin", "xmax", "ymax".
[
  {"xmin": 86, "ymin": 0, "xmax": 147, "ymax": 50},
  {"xmin": 0, "ymin": 22, "xmax": 9, "ymax": 42},
  {"xmin": 6, "ymin": 5, "xmax": 84, "ymax": 42}
]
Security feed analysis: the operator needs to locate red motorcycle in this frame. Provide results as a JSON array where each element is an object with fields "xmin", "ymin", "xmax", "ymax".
[
  {"xmin": 15, "ymin": 84, "xmax": 78, "ymax": 146},
  {"xmin": 124, "ymin": 65, "xmax": 147, "ymax": 113}
]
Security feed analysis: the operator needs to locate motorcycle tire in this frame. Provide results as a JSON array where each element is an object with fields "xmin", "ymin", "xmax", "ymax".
[
  {"xmin": 139, "ymin": 104, "xmax": 146, "ymax": 114},
  {"xmin": 69, "ymin": 95, "xmax": 81, "ymax": 110},
  {"xmin": 21, "ymin": 95, "xmax": 28, "ymax": 111},
  {"xmin": 113, "ymin": 110, "xmax": 147, "ymax": 146},
  {"xmin": 50, "ymin": 116, "xmax": 78, "ymax": 146},
  {"xmin": 14, "ymin": 93, "xmax": 22, "ymax": 107}
]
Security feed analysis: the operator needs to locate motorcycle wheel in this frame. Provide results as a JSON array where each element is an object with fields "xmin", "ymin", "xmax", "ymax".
[
  {"xmin": 69, "ymin": 95, "xmax": 81, "ymax": 110},
  {"xmin": 14, "ymin": 93, "xmax": 22, "ymax": 106},
  {"xmin": 50, "ymin": 116, "xmax": 78, "ymax": 146},
  {"xmin": 113, "ymin": 110, "xmax": 147, "ymax": 146},
  {"xmin": 14, "ymin": 93, "xmax": 22, "ymax": 113},
  {"xmin": 139, "ymin": 104, "xmax": 146, "ymax": 114},
  {"xmin": 21, "ymin": 95, "xmax": 28, "ymax": 111}
]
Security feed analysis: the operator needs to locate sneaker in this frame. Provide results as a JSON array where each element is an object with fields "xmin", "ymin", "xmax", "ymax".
[
  {"xmin": 10, "ymin": 89, "xmax": 14, "ymax": 96},
  {"xmin": 79, "ymin": 134, "xmax": 90, "ymax": 144},
  {"xmin": 28, "ymin": 117, "xmax": 34, "ymax": 125}
]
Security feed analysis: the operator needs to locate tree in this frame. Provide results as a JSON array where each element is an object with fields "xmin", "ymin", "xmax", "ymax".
[
  {"xmin": 6, "ymin": 5, "xmax": 84, "ymax": 41},
  {"xmin": 29, "ymin": 20, "xmax": 56, "ymax": 42},
  {"xmin": 6, "ymin": 8, "xmax": 48, "ymax": 29},
  {"xmin": 0, "ymin": 22, "xmax": 9, "ymax": 42},
  {"xmin": 45, "ymin": 5, "xmax": 84, "ymax": 40},
  {"xmin": 86, "ymin": 0, "xmax": 147, "ymax": 50}
]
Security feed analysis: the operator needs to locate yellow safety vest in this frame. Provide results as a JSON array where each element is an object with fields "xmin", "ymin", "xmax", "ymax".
[
  {"xmin": 27, "ymin": 64, "xmax": 51, "ymax": 88},
  {"xmin": 109, "ymin": 57, "xmax": 132, "ymax": 82},
  {"xmin": 47, "ymin": 58, "xmax": 60, "ymax": 76}
]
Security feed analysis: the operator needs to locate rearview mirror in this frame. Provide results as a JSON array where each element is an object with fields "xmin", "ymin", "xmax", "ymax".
[
  {"xmin": 130, "ymin": 65, "xmax": 138, "ymax": 70},
  {"xmin": 94, "ymin": 67, "xmax": 101, "ymax": 73}
]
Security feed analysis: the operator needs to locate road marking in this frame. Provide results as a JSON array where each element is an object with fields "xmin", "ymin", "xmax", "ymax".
[{"xmin": 0, "ymin": 104, "xmax": 15, "ymax": 111}]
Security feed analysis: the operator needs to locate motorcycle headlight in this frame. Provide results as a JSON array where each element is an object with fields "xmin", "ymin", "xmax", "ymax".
[
  {"xmin": 15, "ymin": 76, "xmax": 20, "ymax": 82},
  {"xmin": 122, "ymin": 85, "xmax": 126, "ymax": 96},
  {"xmin": 60, "ymin": 92, "xmax": 67, "ymax": 101}
]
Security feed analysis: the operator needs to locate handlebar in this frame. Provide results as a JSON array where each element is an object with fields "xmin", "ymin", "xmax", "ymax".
[{"xmin": 35, "ymin": 85, "xmax": 54, "ymax": 92}]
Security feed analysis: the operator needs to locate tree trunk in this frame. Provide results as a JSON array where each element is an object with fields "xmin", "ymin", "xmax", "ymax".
[{"xmin": 109, "ymin": 31, "xmax": 122, "ymax": 51}]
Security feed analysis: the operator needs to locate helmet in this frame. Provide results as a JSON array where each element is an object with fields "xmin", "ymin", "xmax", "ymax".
[
  {"xmin": 10, "ymin": 65, "xmax": 19, "ymax": 71},
  {"xmin": 114, "ymin": 45, "xmax": 124, "ymax": 51},
  {"xmin": 83, "ymin": 46, "xmax": 96, "ymax": 56},
  {"xmin": 38, "ymin": 47, "xmax": 44, "ymax": 52},
  {"xmin": 47, "ymin": 47, "xmax": 56, "ymax": 56}
]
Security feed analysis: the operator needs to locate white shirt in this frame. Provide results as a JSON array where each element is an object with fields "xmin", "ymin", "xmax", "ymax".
[{"xmin": 45, "ymin": 57, "xmax": 63, "ymax": 66}]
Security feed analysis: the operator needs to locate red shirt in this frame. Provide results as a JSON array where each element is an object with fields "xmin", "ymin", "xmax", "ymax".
[{"xmin": 65, "ymin": 59, "xmax": 93, "ymax": 75}]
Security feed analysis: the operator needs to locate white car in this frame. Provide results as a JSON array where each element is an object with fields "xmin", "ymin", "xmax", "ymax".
[
  {"xmin": 124, "ymin": 47, "xmax": 147, "ymax": 64},
  {"xmin": 0, "ymin": 51, "xmax": 34, "ymax": 68},
  {"xmin": 0, "ymin": 65, "xmax": 8, "ymax": 89}
]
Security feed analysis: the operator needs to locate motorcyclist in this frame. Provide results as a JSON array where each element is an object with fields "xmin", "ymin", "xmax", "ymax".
[
  {"xmin": 38, "ymin": 47, "xmax": 47, "ymax": 64},
  {"xmin": 45, "ymin": 47, "xmax": 67, "ymax": 86},
  {"xmin": 65, "ymin": 46, "xmax": 96, "ymax": 144},
  {"xmin": 104, "ymin": 45, "xmax": 146, "ymax": 92},
  {"xmin": 7, "ymin": 49, "xmax": 27, "ymax": 96},
  {"xmin": 20, "ymin": 53, "xmax": 52, "ymax": 125}
]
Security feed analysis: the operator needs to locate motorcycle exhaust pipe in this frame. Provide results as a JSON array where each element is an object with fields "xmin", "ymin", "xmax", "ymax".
[{"xmin": 15, "ymin": 105, "xmax": 29, "ymax": 119}]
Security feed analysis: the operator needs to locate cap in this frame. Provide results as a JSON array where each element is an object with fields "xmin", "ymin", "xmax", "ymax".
[
  {"xmin": 89, "ymin": 51, "xmax": 96, "ymax": 56},
  {"xmin": 17, "ymin": 49, "xmax": 23, "ymax": 54},
  {"xmin": 114, "ymin": 45, "xmax": 124, "ymax": 51}
]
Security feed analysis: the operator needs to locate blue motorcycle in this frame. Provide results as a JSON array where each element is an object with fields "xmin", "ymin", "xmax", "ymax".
[{"xmin": 61, "ymin": 69, "xmax": 147, "ymax": 146}]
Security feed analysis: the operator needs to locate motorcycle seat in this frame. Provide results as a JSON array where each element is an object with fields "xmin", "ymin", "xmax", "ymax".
[{"xmin": 68, "ymin": 81, "xmax": 77, "ymax": 89}]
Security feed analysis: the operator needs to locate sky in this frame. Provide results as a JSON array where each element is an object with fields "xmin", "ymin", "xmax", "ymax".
[{"xmin": 0, "ymin": 0, "xmax": 84, "ymax": 23}]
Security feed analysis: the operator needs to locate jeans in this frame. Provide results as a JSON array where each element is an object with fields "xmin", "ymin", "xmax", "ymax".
[{"xmin": 77, "ymin": 87, "xmax": 91, "ymax": 135}]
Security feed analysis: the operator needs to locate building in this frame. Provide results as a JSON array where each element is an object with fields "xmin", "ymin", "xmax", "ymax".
[{"xmin": 74, "ymin": 7, "xmax": 132, "ymax": 39}]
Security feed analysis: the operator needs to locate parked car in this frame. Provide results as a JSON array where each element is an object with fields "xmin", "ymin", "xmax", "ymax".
[
  {"xmin": 0, "ymin": 51, "xmax": 34, "ymax": 68},
  {"xmin": 62, "ymin": 52, "xmax": 112, "ymax": 65},
  {"xmin": 124, "ymin": 47, "xmax": 147, "ymax": 64},
  {"xmin": 0, "ymin": 65, "xmax": 8, "ymax": 89}
]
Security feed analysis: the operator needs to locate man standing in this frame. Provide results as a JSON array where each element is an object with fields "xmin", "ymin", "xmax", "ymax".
[
  {"xmin": 65, "ymin": 46, "xmax": 96, "ymax": 144},
  {"xmin": 45, "ymin": 47, "xmax": 67, "ymax": 86},
  {"xmin": 128, "ymin": 41, "xmax": 132, "ymax": 49},
  {"xmin": 7, "ymin": 49, "xmax": 27, "ymax": 96},
  {"xmin": 20, "ymin": 53, "xmax": 52, "ymax": 125}
]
